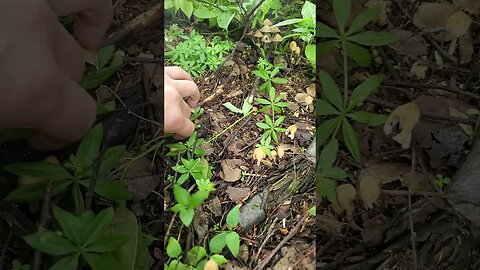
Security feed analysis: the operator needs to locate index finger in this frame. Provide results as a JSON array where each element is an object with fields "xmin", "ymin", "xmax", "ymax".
[{"xmin": 165, "ymin": 66, "xmax": 194, "ymax": 81}]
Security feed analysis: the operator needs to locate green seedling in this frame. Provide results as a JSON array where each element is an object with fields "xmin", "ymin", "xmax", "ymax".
[
  {"xmin": 317, "ymin": 140, "xmax": 347, "ymax": 203},
  {"xmin": 274, "ymin": 1, "xmax": 315, "ymax": 44},
  {"xmin": 318, "ymin": 70, "xmax": 387, "ymax": 161},
  {"xmin": 10, "ymin": 260, "xmax": 30, "ymax": 270},
  {"xmin": 165, "ymin": 238, "xmax": 228, "ymax": 270},
  {"xmin": 172, "ymin": 157, "xmax": 213, "ymax": 187},
  {"xmin": 318, "ymin": 0, "xmax": 399, "ymax": 67},
  {"xmin": 171, "ymin": 184, "xmax": 210, "ymax": 227},
  {"xmin": 209, "ymin": 206, "xmax": 241, "ymax": 257},
  {"xmin": 24, "ymin": 207, "xmax": 128, "ymax": 270},
  {"xmin": 256, "ymin": 114, "xmax": 286, "ymax": 144},
  {"xmin": 307, "ymin": 206, "xmax": 316, "ymax": 216},
  {"xmin": 223, "ymin": 97, "xmax": 253, "ymax": 116},
  {"xmin": 4, "ymin": 124, "xmax": 132, "ymax": 215},
  {"xmin": 81, "ymin": 45, "xmax": 124, "ymax": 90},
  {"xmin": 166, "ymin": 131, "xmax": 206, "ymax": 159},
  {"xmin": 255, "ymin": 135, "xmax": 274, "ymax": 158},
  {"xmin": 256, "ymin": 87, "xmax": 288, "ymax": 114},
  {"xmin": 253, "ymin": 57, "xmax": 288, "ymax": 92},
  {"xmin": 435, "ymin": 174, "xmax": 451, "ymax": 189}
]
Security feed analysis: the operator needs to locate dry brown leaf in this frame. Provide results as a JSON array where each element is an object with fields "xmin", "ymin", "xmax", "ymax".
[
  {"xmin": 295, "ymin": 93, "xmax": 309, "ymax": 103},
  {"xmin": 410, "ymin": 62, "xmax": 428, "ymax": 79},
  {"xmin": 285, "ymin": 124, "xmax": 298, "ymax": 140},
  {"xmin": 336, "ymin": 184, "xmax": 356, "ymax": 216},
  {"xmin": 390, "ymin": 29, "xmax": 429, "ymax": 57},
  {"xmin": 413, "ymin": 2, "xmax": 457, "ymax": 30},
  {"xmin": 449, "ymin": 107, "xmax": 473, "ymax": 136},
  {"xmin": 317, "ymin": 214, "xmax": 346, "ymax": 236},
  {"xmin": 384, "ymin": 102, "xmax": 421, "ymax": 149},
  {"xmin": 445, "ymin": 11, "xmax": 472, "ymax": 37},
  {"xmin": 358, "ymin": 162, "xmax": 411, "ymax": 209},
  {"xmin": 453, "ymin": 0, "xmax": 480, "ymax": 14},
  {"xmin": 219, "ymin": 159, "xmax": 243, "ymax": 182},
  {"xmin": 225, "ymin": 186, "xmax": 250, "ymax": 203}
]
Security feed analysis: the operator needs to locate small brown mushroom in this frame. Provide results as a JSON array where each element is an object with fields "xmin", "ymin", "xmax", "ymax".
[
  {"xmin": 253, "ymin": 30, "xmax": 264, "ymax": 38},
  {"xmin": 289, "ymin": 41, "xmax": 298, "ymax": 52},
  {"xmin": 270, "ymin": 26, "xmax": 281, "ymax": 33},
  {"xmin": 259, "ymin": 25, "xmax": 272, "ymax": 33},
  {"xmin": 271, "ymin": 34, "xmax": 283, "ymax": 42},
  {"xmin": 262, "ymin": 35, "xmax": 271, "ymax": 43},
  {"xmin": 263, "ymin": 18, "xmax": 272, "ymax": 26},
  {"xmin": 295, "ymin": 46, "xmax": 301, "ymax": 55}
]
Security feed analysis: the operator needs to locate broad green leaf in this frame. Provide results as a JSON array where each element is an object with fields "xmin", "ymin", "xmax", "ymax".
[
  {"xmin": 319, "ymin": 140, "xmax": 338, "ymax": 170},
  {"xmin": 179, "ymin": 208, "xmax": 195, "ymax": 226},
  {"xmin": 226, "ymin": 206, "xmax": 240, "ymax": 227},
  {"xmin": 271, "ymin": 77, "xmax": 288, "ymax": 84},
  {"xmin": 347, "ymin": 31, "xmax": 399, "ymax": 46},
  {"xmin": 189, "ymin": 190, "xmax": 209, "ymax": 208},
  {"xmin": 23, "ymin": 231, "xmax": 76, "ymax": 256},
  {"xmin": 256, "ymin": 122, "xmax": 270, "ymax": 129},
  {"xmin": 72, "ymin": 184, "xmax": 84, "ymax": 215},
  {"xmin": 53, "ymin": 207, "xmax": 81, "ymax": 243},
  {"xmin": 193, "ymin": 7, "xmax": 219, "ymax": 18},
  {"xmin": 94, "ymin": 179, "xmax": 133, "ymax": 201},
  {"xmin": 317, "ymin": 177, "xmax": 337, "ymax": 202},
  {"xmin": 318, "ymin": 22, "xmax": 339, "ymax": 38},
  {"xmin": 83, "ymin": 252, "xmax": 123, "ymax": 270},
  {"xmin": 217, "ymin": 12, "xmax": 235, "ymax": 29},
  {"xmin": 188, "ymin": 246, "xmax": 207, "ymax": 266},
  {"xmin": 110, "ymin": 206, "xmax": 154, "ymax": 270},
  {"xmin": 319, "ymin": 70, "xmax": 343, "ymax": 110},
  {"xmin": 209, "ymin": 232, "xmax": 227, "ymax": 254},
  {"xmin": 179, "ymin": 0, "xmax": 193, "ymax": 18},
  {"xmin": 75, "ymin": 123, "xmax": 103, "ymax": 169},
  {"xmin": 317, "ymin": 117, "xmax": 341, "ymax": 146},
  {"xmin": 241, "ymin": 99, "xmax": 253, "ymax": 115},
  {"xmin": 317, "ymin": 99, "xmax": 340, "ymax": 116},
  {"xmin": 348, "ymin": 75, "xmax": 382, "ymax": 109},
  {"xmin": 173, "ymin": 184, "xmax": 191, "ymax": 206},
  {"xmin": 301, "ymin": 1, "xmax": 316, "ymax": 20},
  {"xmin": 347, "ymin": 111, "xmax": 387, "ymax": 126},
  {"xmin": 100, "ymin": 145, "xmax": 126, "ymax": 174},
  {"xmin": 223, "ymin": 102, "xmax": 243, "ymax": 114},
  {"xmin": 347, "ymin": 7, "xmax": 381, "ymax": 35},
  {"xmin": 256, "ymin": 98, "xmax": 271, "ymax": 105},
  {"xmin": 342, "ymin": 120, "xmax": 361, "ymax": 161},
  {"xmin": 4, "ymin": 183, "xmax": 45, "ymax": 202},
  {"xmin": 333, "ymin": 0, "xmax": 351, "ymax": 32},
  {"xmin": 225, "ymin": 232, "xmax": 240, "ymax": 257},
  {"xmin": 323, "ymin": 167, "xmax": 348, "ymax": 179},
  {"xmin": 274, "ymin": 18, "xmax": 304, "ymax": 27},
  {"xmin": 346, "ymin": 41, "xmax": 371, "ymax": 67},
  {"xmin": 98, "ymin": 45, "xmax": 115, "ymax": 69},
  {"xmin": 167, "ymin": 237, "xmax": 182, "ymax": 258},
  {"xmin": 50, "ymin": 254, "xmax": 79, "ymax": 270},
  {"xmin": 81, "ymin": 60, "xmax": 123, "ymax": 89},
  {"xmin": 86, "ymin": 235, "xmax": 129, "ymax": 253},
  {"xmin": 4, "ymin": 162, "xmax": 72, "ymax": 181},
  {"xmin": 265, "ymin": 115, "xmax": 273, "ymax": 126},
  {"xmin": 305, "ymin": 44, "xmax": 316, "ymax": 67},
  {"xmin": 318, "ymin": 40, "xmax": 339, "ymax": 57},
  {"xmin": 83, "ymin": 207, "xmax": 115, "ymax": 246},
  {"xmin": 210, "ymin": 254, "xmax": 228, "ymax": 266}
]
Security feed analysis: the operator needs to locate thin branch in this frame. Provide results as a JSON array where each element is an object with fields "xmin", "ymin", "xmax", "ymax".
[{"xmin": 32, "ymin": 181, "xmax": 53, "ymax": 270}]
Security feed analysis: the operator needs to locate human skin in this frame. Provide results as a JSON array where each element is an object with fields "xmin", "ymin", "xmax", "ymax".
[
  {"xmin": 0, "ymin": 0, "xmax": 112, "ymax": 150},
  {"xmin": 164, "ymin": 66, "xmax": 200, "ymax": 139}
]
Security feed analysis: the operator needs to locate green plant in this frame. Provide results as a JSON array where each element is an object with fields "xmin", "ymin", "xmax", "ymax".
[
  {"xmin": 255, "ymin": 136, "xmax": 274, "ymax": 158},
  {"xmin": 24, "ymin": 207, "xmax": 128, "ymax": 270},
  {"xmin": 435, "ymin": 174, "xmax": 451, "ymax": 189},
  {"xmin": 171, "ymin": 184, "xmax": 210, "ymax": 226},
  {"xmin": 166, "ymin": 131, "xmax": 206, "ymax": 159},
  {"xmin": 81, "ymin": 45, "xmax": 124, "ymax": 90},
  {"xmin": 10, "ymin": 260, "xmax": 30, "ymax": 270},
  {"xmin": 209, "ymin": 206, "xmax": 241, "ymax": 257},
  {"xmin": 165, "ymin": 29, "xmax": 233, "ymax": 77},
  {"xmin": 253, "ymin": 57, "xmax": 287, "ymax": 92},
  {"xmin": 318, "ymin": 0, "xmax": 398, "ymax": 67},
  {"xmin": 256, "ymin": 87, "xmax": 288, "ymax": 114},
  {"xmin": 172, "ymin": 157, "xmax": 212, "ymax": 186},
  {"xmin": 4, "ymin": 124, "xmax": 132, "ymax": 214},
  {"xmin": 307, "ymin": 206, "xmax": 316, "ymax": 216},
  {"xmin": 318, "ymin": 70, "xmax": 387, "ymax": 161},
  {"xmin": 317, "ymin": 140, "xmax": 347, "ymax": 203},
  {"xmin": 256, "ymin": 114, "xmax": 286, "ymax": 144},
  {"xmin": 274, "ymin": 1, "xmax": 315, "ymax": 44},
  {"xmin": 223, "ymin": 97, "xmax": 253, "ymax": 116},
  {"xmin": 165, "ymin": 238, "xmax": 228, "ymax": 270}
]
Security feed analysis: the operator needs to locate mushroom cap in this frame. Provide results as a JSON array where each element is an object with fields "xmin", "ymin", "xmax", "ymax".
[
  {"xmin": 262, "ymin": 35, "xmax": 271, "ymax": 43},
  {"xmin": 263, "ymin": 18, "xmax": 273, "ymax": 26},
  {"xmin": 270, "ymin": 26, "xmax": 281, "ymax": 33},
  {"xmin": 271, "ymin": 34, "xmax": 283, "ymax": 42},
  {"xmin": 253, "ymin": 30, "xmax": 264, "ymax": 37},
  {"xmin": 289, "ymin": 41, "xmax": 298, "ymax": 52},
  {"xmin": 259, "ymin": 25, "xmax": 272, "ymax": 33},
  {"xmin": 295, "ymin": 46, "xmax": 301, "ymax": 54}
]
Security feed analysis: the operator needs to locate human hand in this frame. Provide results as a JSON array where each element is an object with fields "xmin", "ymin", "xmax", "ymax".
[
  {"xmin": 0, "ymin": 0, "xmax": 112, "ymax": 150},
  {"xmin": 164, "ymin": 66, "xmax": 200, "ymax": 139}
]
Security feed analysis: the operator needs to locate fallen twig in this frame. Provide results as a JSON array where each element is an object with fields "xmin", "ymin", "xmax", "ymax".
[
  {"xmin": 254, "ymin": 214, "xmax": 309, "ymax": 270},
  {"xmin": 382, "ymin": 79, "xmax": 480, "ymax": 100},
  {"xmin": 408, "ymin": 149, "xmax": 418, "ymax": 270},
  {"xmin": 32, "ymin": 182, "xmax": 53, "ymax": 270}
]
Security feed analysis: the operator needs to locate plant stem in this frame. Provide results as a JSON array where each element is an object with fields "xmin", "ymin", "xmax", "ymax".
[
  {"xmin": 207, "ymin": 109, "xmax": 254, "ymax": 143},
  {"xmin": 341, "ymin": 37, "xmax": 348, "ymax": 108}
]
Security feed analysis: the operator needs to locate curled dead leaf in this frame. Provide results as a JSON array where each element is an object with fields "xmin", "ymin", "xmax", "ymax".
[
  {"xmin": 449, "ymin": 107, "xmax": 473, "ymax": 136},
  {"xmin": 219, "ymin": 159, "xmax": 244, "ymax": 182},
  {"xmin": 446, "ymin": 11, "xmax": 472, "ymax": 37},
  {"xmin": 413, "ymin": 2, "xmax": 456, "ymax": 30},
  {"xmin": 384, "ymin": 103, "xmax": 421, "ymax": 149},
  {"xmin": 336, "ymin": 184, "xmax": 356, "ymax": 216}
]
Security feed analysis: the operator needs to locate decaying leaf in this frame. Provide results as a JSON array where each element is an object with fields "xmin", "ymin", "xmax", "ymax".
[
  {"xmin": 336, "ymin": 184, "xmax": 356, "ymax": 216},
  {"xmin": 365, "ymin": 0, "xmax": 390, "ymax": 26},
  {"xmin": 317, "ymin": 214, "xmax": 346, "ymax": 236},
  {"xmin": 358, "ymin": 162, "xmax": 428, "ymax": 209},
  {"xmin": 226, "ymin": 186, "xmax": 251, "ymax": 203},
  {"xmin": 449, "ymin": 107, "xmax": 473, "ymax": 136},
  {"xmin": 410, "ymin": 62, "xmax": 428, "ymax": 79},
  {"xmin": 445, "ymin": 11, "xmax": 472, "ymax": 37},
  {"xmin": 390, "ymin": 29, "xmax": 429, "ymax": 57},
  {"xmin": 219, "ymin": 159, "xmax": 243, "ymax": 182},
  {"xmin": 413, "ymin": 2, "xmax": 457, "ymax": 30},
  {"xmin": 453, "ymin": 0, "xmax": 480, "ymax": 15},
  {"xmin": 384, "ymin": 102, "xmax": 421, "ymax": 149},
  {"xmin": 285, "ymin": 125, "xmax": 298, "ymax": 140}
]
